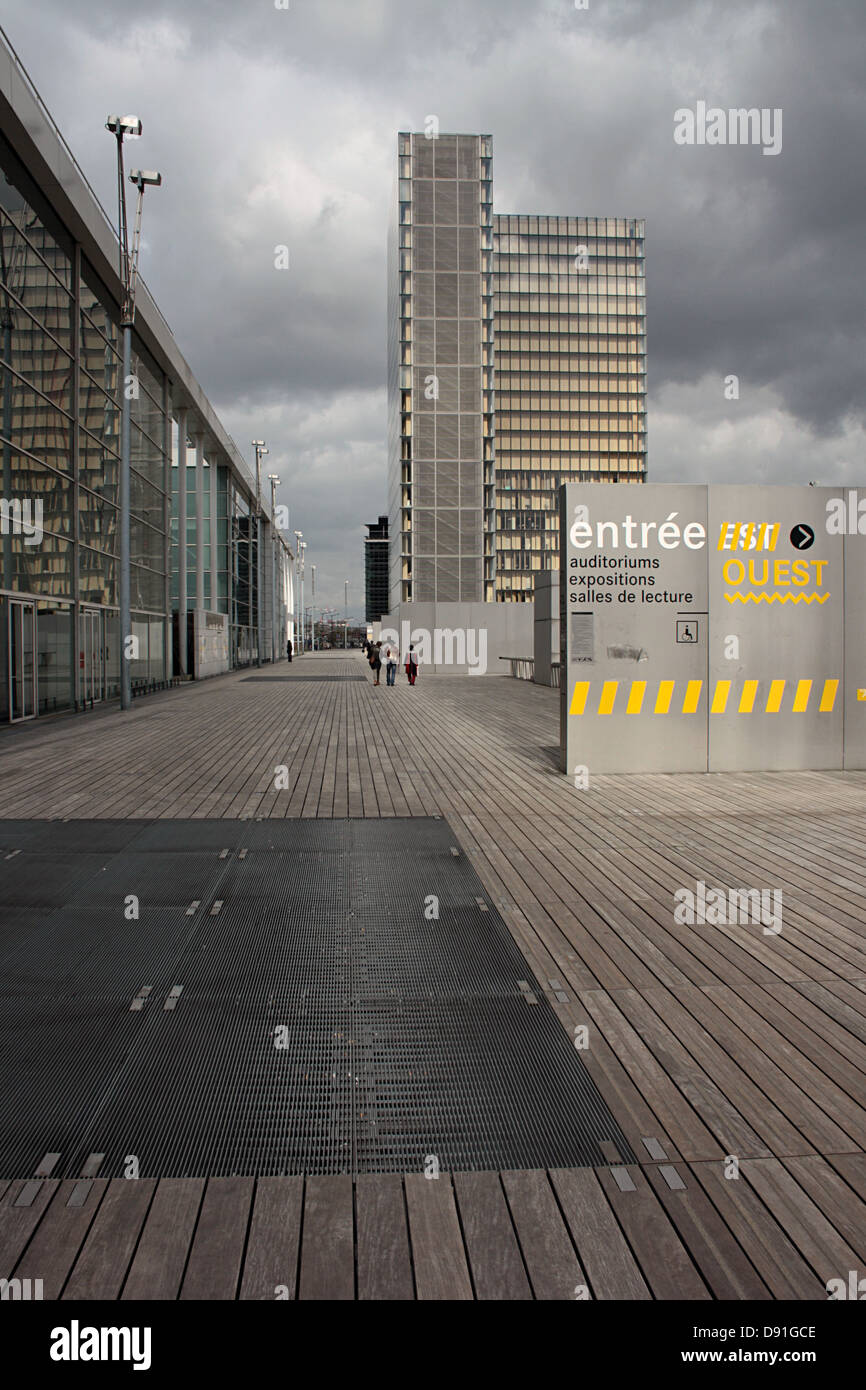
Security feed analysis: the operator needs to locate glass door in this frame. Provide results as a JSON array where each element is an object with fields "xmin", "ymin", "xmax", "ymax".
[
  {"xmin": 9, "ymin": 599, "xmax": 36, "ymax": 721},
  {"xmin": 80, "ymin": 608, "xmax": 105, "ymax": 705}
]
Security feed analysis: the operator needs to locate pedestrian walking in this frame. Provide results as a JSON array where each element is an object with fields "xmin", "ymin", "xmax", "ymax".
[
  {"xmin": 384, "ymin": 644, "xmax": 398, "ymax": 686},
  {"xmin": 405, "ymin": 643, "xmax": 419, "ymax": 686},
  {"xmin": 370, "ymin": 641, "xmax": 383, "ymax": 686},
  {"xmin": 286, "ymin": 637, "xmax": 292, "ymax": 663}
]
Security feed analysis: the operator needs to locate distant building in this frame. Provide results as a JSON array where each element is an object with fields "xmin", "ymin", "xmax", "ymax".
[
  {"xmin": 387, "ymin": 132, "xmax": 647, "ymax": 608},
  {"xmin": 492, "ymin": 212, "xmax": 647, "ymax": 600},
  {"xmin": 364, "ymin": 516, "xmax": 389, "ymax": 623},
  {"xmin": 388, "ymin": 133, "xmax": 493, "ymax": 609}
]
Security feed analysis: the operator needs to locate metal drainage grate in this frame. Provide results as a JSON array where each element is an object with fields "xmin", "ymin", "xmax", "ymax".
[{"xmin": 0, "ymin": 817, "xmax": 636, "ymax": 1178}]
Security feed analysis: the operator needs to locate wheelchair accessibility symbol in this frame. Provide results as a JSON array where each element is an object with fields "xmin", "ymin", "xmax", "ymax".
[{"xmin": 677, "ymin": 620, "xmax": 699, "ymax": 643}]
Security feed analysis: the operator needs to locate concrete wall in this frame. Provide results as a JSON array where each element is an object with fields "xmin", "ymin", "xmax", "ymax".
[
  {"xmin": 380, "ymin": 602, "xmax": 533, "ymax": 675},
  {"xmin": 533, "ymin": 571, "xmax": 560, "ymax": 686},
  {"xmin": 192, "ymin": 610, "xmax": 229, "ymax": 680},
  {"xmin": 561, "ymin": 482, "xmax": 866, "ymax": 774}
]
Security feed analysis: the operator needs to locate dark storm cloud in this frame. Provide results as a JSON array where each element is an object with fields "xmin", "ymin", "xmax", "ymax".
[{"xmin": 1, "ymin": 0, "xmax": 863, "ymax": 606}]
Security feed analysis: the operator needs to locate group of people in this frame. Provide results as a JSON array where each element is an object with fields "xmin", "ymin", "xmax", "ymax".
[{"xmin": 363, "ymin": 638, "xmax": 418, "ymax": 687}]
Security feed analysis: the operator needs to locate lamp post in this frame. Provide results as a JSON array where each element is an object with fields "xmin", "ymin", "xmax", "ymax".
[
  {"xmin": 106, "ymin": 115, "xmax": 159, "ymax": 710},
  {"xmin": 268, "ymin": 473, "xmax": 280, "ymax": 664},
  {"xmin": 294, "ymin": 532, "xmax": 305, "ymax": 653},
  {"xmin": 344, "ymin": 579, "xmax": 348, "ymax": 649},
  {"xmin": 251, "ymin": 441, "xmax": 268, "ymax": 665},
  {"xmin": 293, "ymin": 530, "xmax": 302, "ymax": 653},
  {"xmin": 310, "ymin": 564, "xmax": 317, "ymax": 651}
]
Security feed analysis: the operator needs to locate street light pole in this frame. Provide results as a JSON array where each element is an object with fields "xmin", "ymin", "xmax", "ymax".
[
  {"xmin": 310, "ymin": 565, "xmax": 316, "ymax": 651},
  {"xmin": 106, "ymin": 116, "xmax": 159, "ymax": 711},
  {"xmin": 268, "ymin": 473, "xmax": 280, "ymax": 664},
  {"xmin": 251, "ymin": 441, "xmax": 268, "ymax": 667},
  {"xmin": 344, "ymin": 579, "xmax": 348, "ymax": 649},
  {"xmin": 293, "ymin": 531, "xmax": 302, "ymax": 655},
  {"xmin": 294, "ymin": 534, "xmax": 305, "ymax": 654},
  {"xmin": 301, "ymin": 543, "xmax": 306, "ymax": 652}
]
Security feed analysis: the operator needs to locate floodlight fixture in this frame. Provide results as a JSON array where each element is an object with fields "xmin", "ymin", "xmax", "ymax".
[
  {"xmin": 129, "ymin": 169, "xmax": 162, "ymax": 189},
  {"xmin": 106, "ymin": 115, "xmax": 142, "ymax": 136}
]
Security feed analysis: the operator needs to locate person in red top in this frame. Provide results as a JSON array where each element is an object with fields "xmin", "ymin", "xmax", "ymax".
[{"xmin": 405, "ymin": 643, "xmax": 419, "ymax": 686}]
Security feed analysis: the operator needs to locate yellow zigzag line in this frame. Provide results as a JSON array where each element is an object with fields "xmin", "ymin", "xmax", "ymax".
[{"xmin": 724, "ymin": 592, "xmax": 831, "ymax": 604}]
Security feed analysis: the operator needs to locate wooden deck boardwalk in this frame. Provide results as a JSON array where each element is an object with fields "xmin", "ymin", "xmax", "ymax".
[{"xmin": 1, "ymin": 651, "xmax": 865, "ymax": 1299}]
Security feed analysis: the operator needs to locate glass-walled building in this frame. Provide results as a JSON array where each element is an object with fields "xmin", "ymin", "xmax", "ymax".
[
  {"xmin": 364, "ymin": 515, "xmax": 389, "ymax": 623},
  {"xmin": 387, "ymin": 133, "xmax": 647, "ymax": 609},
  {"xmin": 492, "ymin": 213, "xmax": 647, "ymax": 599},
  {"xmin": 0, "ymin": 30, "xmax": 293, "ymax": 723},
  {"xmin": 0, "ymin": 134, "xmax": 170, "ymax": 719}
]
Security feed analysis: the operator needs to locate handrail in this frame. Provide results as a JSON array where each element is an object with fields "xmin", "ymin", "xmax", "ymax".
[{"xmin": 498, "ymin": 656, "xmax": 534, "ymax": 680}]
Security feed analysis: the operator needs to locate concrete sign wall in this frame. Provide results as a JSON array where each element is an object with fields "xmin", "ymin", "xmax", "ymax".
[
  {"xmin": 561, "ymin": 483, "xmax": 865, "ymax": 774},
  {"xmin": 193, "ymin": 609, "xmax": 229, "ymax": 680},
  {"xmin": 533, "ymin": 571, "xmax": 559, "ymax": 687}
]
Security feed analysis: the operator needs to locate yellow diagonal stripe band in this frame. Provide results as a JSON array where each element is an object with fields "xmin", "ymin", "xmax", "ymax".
[{"xmin": 568, "ymin": 677, "xmax": 843, "ymax": 716}]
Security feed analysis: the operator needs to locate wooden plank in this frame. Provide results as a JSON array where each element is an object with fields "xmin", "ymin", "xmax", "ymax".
[
  {"xmin": 702, "ymin": 983, "xmax": 866, "ymax": 1148},
  {"xmin": 795, "ymin": 980, "xmax": 866, "ymax": 1046},
  {"xmin": 404, "ymin": 1173, "xmax": 473, "ymax": 1301},
  {"xmin": 690, "ymin": 1160, "xmax": 827, "ymax": 1298},
  {"xmin": 740, "ymin": 1157, "xmax": 862, "ymax": 1286},
  {"xmin": 782, "ymin": 1155, "xmax": 866, "ymax": 1265},
  {"xmin": 610, "ymin": 988, "xmax": 776, "ymax": 1158},
  {"xmin": 356, "ymin": 1174, "xmax": 414, "ymax": 1301},
  {"xmin": 452, "ymin": 1170, "xmax": 531, "ymax": 1301},
  {"xmin": 643, "ymin": 1164, "xmax": 771, "ymax": 1300},
  {"xmin": 298, "ymin": 1176, "xmax": 354, "ymax": 1301},
  {"xmin": 549, "ymin": 1167, "xmax": 651, "ymax": 1300},
  {"xmin": 595, "ymin": 1165, "xmax": 711, "ymax": 1300},
  {"xmin": 657, "ymin": 984, "xmax": 861, "ymax": 1155},
  {"xmin": 12, "ymin": 1179, "xmax": 108, "ymax": 1301},
  {"xmin": 239, "ymin": 1177, "xmax": 304, "ymax": 1301},
  {"xmin": 62, "ymin": 1179, "xmax": 156, "ymax": 1300},
  {"xmin": 0, "ymin": 1179, "xmax": 59, "ymax": 1276},
  {"xmin": 826, "ymin": 1152, "xmax": 866, "ymax": 1206},
  {"xmin": 624, "ymin": 986, "xmax": 827, "ymax": 1156},
  {"xmin": 500, "ymin": 1169, "xmax": 586, "ymax": 1300},
  {"xmin": 180, "ymin": 1176, "xmax": 254, "ymax": 1301},
  {"xmin": 579, "ymin": 990, "xmax": 724, "ymax": 1162},
  {"xmin": 122, "ymin": 1178, "xmax": 204, "ymax": 1300}
]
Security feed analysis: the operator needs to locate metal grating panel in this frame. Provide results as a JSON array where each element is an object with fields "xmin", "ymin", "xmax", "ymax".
[{"xmin": 0, "ymin": 817, "xmax": 636, "ymax": 1178}]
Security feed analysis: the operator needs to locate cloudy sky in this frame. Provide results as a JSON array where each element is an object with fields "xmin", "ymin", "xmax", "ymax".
[{"xmin": 4, "ymin": 0, "xmax": 864, "ymax": 612}]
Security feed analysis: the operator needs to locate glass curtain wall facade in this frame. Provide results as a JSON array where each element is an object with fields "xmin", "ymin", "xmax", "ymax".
[
  {"xmin": 388, "ymin": 132, "xmax": 494, "ymax": 608},
  {"xmin": 388, "ymin": 135, "xmax": 647, "ymax": 607},
  {"xmin": 364, "ymin": 514, "xmax": 389, "ymax": 622},
  {"xmin": 0, "ymin": 134, "xmax": 169, "ymax": 723},
  {"xmin": 231, "ymin": 493, "xmax": 258, "ymax": 667},
  {"xmin": 492, "ymin": 214, "xmax": 647, "ymax": 599},
  {"xmin": 169, "ymin": 437, "xmax": 283, "ymax": 672}
]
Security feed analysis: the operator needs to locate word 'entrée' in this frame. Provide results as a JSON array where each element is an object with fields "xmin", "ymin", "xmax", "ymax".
[{"xmin": 570, "ymin": 511, "xmax": 706, "ymax": 551}]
